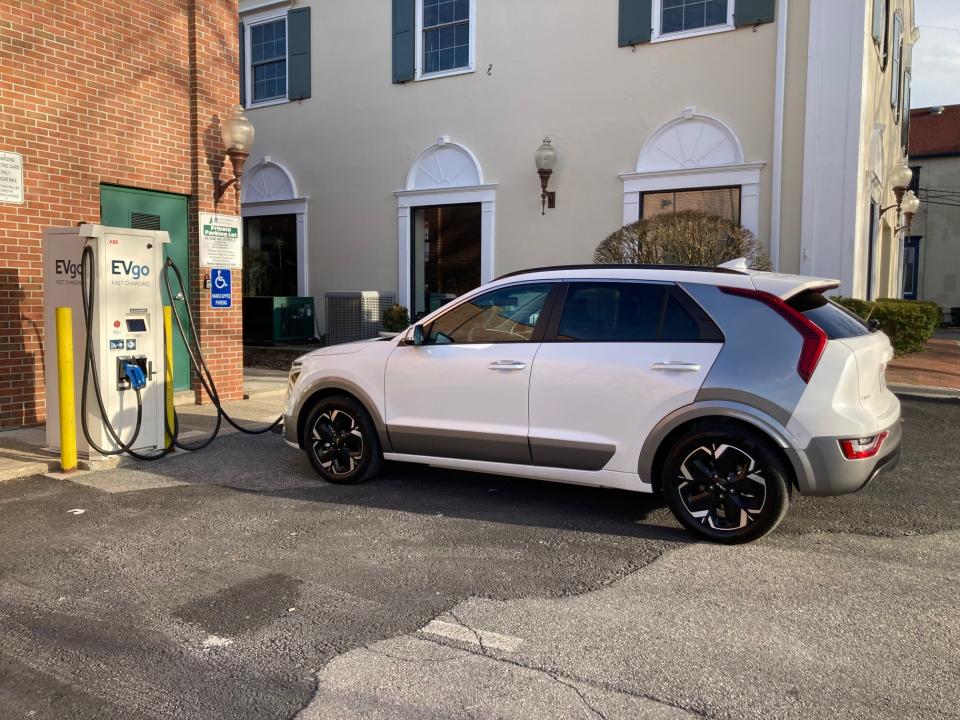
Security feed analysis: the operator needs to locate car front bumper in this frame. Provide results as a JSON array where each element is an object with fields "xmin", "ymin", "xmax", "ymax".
[
  {"xmin": 282, "ymin": 413, "xmax": 299, "ymax": 449},
  {"xmin": 797, "ymin": 418, "xmax": 903, "ymax": 496}
]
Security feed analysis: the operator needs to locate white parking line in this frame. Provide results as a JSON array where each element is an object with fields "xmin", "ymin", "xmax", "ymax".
[{"xmin": 418, "ymin": 619, "xmax": 523, "ymax": 652}]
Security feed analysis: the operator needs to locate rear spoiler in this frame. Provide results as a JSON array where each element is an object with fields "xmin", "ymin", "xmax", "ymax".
[{"xmin": 716, "ymin": 260, "xmax": 840, "ymax": 300}]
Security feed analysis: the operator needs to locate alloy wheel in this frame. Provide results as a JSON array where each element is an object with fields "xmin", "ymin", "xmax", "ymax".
[
  {"xmin": 311, "ymin": 409, "xmax": 364, "ymax": 476},
  {"xmin": 676, "ymin": 443, "xmax": 767, "ymax": 532}
]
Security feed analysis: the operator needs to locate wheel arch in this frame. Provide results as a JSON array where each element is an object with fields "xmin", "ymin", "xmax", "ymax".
[
  {"xmin": 294, "ymin": 380, "xmax": 392, "ymax": 452},
  {"xmin": 640, "ymin": 402, "xmax": 809, "ymax": 494}
]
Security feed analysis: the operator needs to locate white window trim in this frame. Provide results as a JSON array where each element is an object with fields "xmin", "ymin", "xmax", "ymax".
[
  {"xmin": 395, "ymin": 184, "xmax": 496, "ymax": 311},
  {"xmin": 651, "ymin": 0, "xmax": 735, "ymax": 43},
  {"xmin": 620, "ymin": 163, "xmax": 764, "ymax": 238},
  {"xmin": 414, "ymin": 0, "xmax": 477, "ymax": 82},
  {"xmin": 243, "ymin": 6, "xmax": 289, "ymax": 109}
]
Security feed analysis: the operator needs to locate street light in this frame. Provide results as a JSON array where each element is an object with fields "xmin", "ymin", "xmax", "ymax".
[
  {"xmin": 534, "ymin": 137, "xmax": 557, "ymax": 215},
  {"xmin": 215, "ymin": 105, "xmax": 255, "ymax": 208}
]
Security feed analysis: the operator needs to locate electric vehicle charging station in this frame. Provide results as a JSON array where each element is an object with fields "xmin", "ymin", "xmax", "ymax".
[{"xmin": 43, "ymin": 225, "xmax": 168, "ymax": 457}]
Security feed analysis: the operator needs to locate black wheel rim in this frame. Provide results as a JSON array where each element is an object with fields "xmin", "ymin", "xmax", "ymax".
[
  {"xmin": 676, "ymin": 443, "xmax": 767, "ymax": 532},
  {"xmin": 311, "ymin": 410, "xmax": 364, "ymax": 475}
]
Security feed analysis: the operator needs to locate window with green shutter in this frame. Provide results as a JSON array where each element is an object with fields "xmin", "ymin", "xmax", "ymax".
[
  {"xmin": 891, "ymin": 11, "xmax": 903, "ymax": 120},
  {"xmin": 240, "ymin": 7, "xmax": 311, "ymax": 106},
  {"xmin": 872, "ymin": 0, "xmax": 890, "ymax": 68}
]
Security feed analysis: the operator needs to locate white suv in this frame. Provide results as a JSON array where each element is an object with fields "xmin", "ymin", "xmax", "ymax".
[{"xmin": 283, "ymin": 265, "xmax": 901, "ymax": 543}]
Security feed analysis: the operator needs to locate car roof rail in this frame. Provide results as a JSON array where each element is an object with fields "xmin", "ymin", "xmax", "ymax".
[{"xmin": 494, "ymin": 264, "xmax": 748, "ymax": 281}]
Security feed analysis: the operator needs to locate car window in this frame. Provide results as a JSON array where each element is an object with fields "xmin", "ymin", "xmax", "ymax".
[
  {"xmin": 426, "ymin": 283, "xmax": 552, "ymax": 344},
  {"xmin": 787, "ymin": 290, "xmax": 872, "ymax": 339},
  {"xmin": 558, "ymin": 283, "xmax": 664, "ymax": 341},
  {"xmin": 557, "ymin": 282, "xmax": 723, "ymax": 342}
]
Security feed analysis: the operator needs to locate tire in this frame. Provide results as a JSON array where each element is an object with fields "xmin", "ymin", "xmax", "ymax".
[
  {"xmin": 661, "ymin": 423, "xmax": 790, "ymax": 544},
  {"xmin": 303, "ymin": 395, "xmax": 382, "ymax": 485}
]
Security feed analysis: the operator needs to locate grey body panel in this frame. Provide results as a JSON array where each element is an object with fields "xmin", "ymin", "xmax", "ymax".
[
  {"xmin": 680, "ymin": 283, "xmax": 807, "ymax": 426},
  {"xmin": 529, "ymin": 437, "xmax": 617, "ymax": 471},
  {"xmin": 388, "ymin": 426, "xmax": 531, "ymax": 464},
  {"xmin": 802, "ymin": 418, "xmax": 902, "ymax": 495},
  {"xmin": 288, "ymin": 377, "xmax": 393, "ymax": 453}
]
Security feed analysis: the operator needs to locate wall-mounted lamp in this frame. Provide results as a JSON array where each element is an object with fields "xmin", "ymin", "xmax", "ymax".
[
  {"xmin": 534, "ymin": 137, "xmax": 557, "ymax": 215},
  {"xmin": 879, "ymin": 163, "xmax": 916, "ymax": 232},
  {"xmin": 895, "ymin": 189, "xmax": 920, "ymax": 232},
  {"xmin": 214, "ymin": 105, "xmax": 255, "ymax": 209}
]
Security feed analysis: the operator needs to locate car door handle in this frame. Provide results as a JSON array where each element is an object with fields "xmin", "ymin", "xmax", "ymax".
[
  {"xmin": 488, "ymin": 361, "xmax": 527, "ymax": 371},
  {"xmin": 651, "ymin": 361, "xmax": 702, "ymax": 372}
]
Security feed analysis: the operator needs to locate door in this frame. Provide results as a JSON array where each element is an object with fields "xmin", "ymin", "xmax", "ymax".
[
  {"xmin": 901, "ymin": 236, "xmax": 921, "ymax": 300},
  {"xmin": 410, "ymin": 204, "xmax": 481, "ymax": 319},
  {"xmin": 528, "ymin": 282, "xmax": 723, "ymax": 475},
  {"xmin": 100, "ymin": 185, "xmax": 190, "ymax": 391},
  {"xmin": 385, "ymin": 282, "xmax": 556, "ymax": 464}
]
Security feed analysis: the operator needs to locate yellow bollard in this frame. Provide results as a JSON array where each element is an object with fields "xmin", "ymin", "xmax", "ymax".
[
  {"xmin": 164, "ymin": 306, "xmax": 175, "ymax": 449},
  {"xmin": 55, "ymin": 307, "xmax": 77, "ymax": 473}
]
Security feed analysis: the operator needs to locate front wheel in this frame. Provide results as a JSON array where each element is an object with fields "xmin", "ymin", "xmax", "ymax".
[
  {"xmin": 661, "ymin": 423, "xmax": 790, "ymax": 544},
  {"xmin": 303, "ymin": 396, "xmax": 382, "ymax": 484}
]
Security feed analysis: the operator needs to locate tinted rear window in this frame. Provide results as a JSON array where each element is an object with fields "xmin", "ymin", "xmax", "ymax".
[{"xmin": 787, "ymin": 291, "xmax": 872, "ymax": 339}]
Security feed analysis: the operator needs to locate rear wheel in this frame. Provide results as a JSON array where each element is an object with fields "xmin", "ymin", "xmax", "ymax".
[
  {"xmin": 661, "ymin": 423, "xmax": 790, "ymax": 544},
  {"xmin": 303, "ymin": 396, "xmax": 382, "ymax": 484}
]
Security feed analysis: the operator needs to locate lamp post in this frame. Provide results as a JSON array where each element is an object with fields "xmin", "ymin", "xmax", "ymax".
[
  {"xmin": 534, "ymin": 137, "xmax": 557, "ymax": 215},
  {"xmin": 880, "ymin": 163, "xmax": 914, "ymax": 230},
  {"xmin": 215, "ymin": 105, "xmax": 255, "ymax": 211}
]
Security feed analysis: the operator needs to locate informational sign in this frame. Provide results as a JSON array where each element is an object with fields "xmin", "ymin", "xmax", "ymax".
[
  {"xmin": 210, "ymin": 268, "xmax": 232, "ymax": 309},
  {"xmin": 199, "ymin": 212, "xmax": 242, "ymax": 268},
  {"xmin": 0, "ymin": 151, "xmax": 24, "ymax": 204}
]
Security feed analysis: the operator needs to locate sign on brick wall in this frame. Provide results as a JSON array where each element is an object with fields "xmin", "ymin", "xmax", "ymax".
[
  {"xmin": 199, "ymin": 212, "xmax": 243, "ymax": 268},
  {"xmin": 0, "ymin": 151, "xmax": 24, "ymax": 204}
]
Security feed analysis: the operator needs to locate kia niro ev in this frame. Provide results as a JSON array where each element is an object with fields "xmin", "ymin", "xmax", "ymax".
[{"xmin": 283, "ymin": 265, "xmax": 901, "ymax": 543}]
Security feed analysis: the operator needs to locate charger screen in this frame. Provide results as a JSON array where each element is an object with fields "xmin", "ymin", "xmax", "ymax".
[{"xmin": 126, "ymin": 319, "xmax": 147, "ymax": 332}]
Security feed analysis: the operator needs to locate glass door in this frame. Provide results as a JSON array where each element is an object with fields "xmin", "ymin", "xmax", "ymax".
[
  {"xmin": 410, "ymin": 203, "xmax": 481, "ymax": 319},
  {"xmin": 901, "ymin": 236, "xmax": 921, "ymax": 300}
]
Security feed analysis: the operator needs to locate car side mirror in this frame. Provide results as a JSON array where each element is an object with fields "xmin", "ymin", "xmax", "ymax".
[
  {"xmin": 405, "ymin": 324, "xmax": 425, "ymax": 346},
  {"xmin": 868, "ymin": 318, "xmax": 881, "ymax": 332}
]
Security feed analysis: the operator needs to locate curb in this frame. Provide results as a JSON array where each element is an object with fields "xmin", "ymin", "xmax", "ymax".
[{"xmin": 890, "ymin": 383, "xmax": 960, "ymax": 401}]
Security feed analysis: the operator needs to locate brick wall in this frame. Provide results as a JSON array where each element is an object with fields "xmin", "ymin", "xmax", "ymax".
[{"xmin": 0, "ymin": 0, "xmax": 243, "ymax": 429}]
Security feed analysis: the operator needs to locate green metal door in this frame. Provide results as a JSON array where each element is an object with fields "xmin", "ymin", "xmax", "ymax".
[{"xmin": 100, "ymin": 185, "xmax": 191, "ymax": 391}]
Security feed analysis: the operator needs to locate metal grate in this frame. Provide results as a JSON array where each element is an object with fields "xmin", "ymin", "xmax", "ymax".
[
  {"xmin": 325, "ymin": 291, "xmax": 396, "ymax": 346},
  {"xmin": 130, "ymin": 212, "xmax": 161, "ymax": 230}
]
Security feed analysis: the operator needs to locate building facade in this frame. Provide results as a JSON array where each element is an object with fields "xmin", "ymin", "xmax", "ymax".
[
  {"xmin": 0, "ymin": 0, "xmax": 244, "ymax": 429},
  {"xmin": 238, "ymin": 0, "xmax": 916, "ymax": 338},
  {"xmin": 904, "ymin": 105, "xmax": 960, "ymax": 320}
]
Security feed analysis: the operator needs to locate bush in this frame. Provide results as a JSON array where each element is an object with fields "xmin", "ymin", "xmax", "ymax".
[
  {"xmin": 382, "ymin": 304, "xmax": 410, "ymax": 333},
  {"xmin": 834, "ymin": 297, "xmax": 936, "ymax": 356},
  {"xmin": 594, "ymin": 210, "xmax": 771, "ymax": 270}
]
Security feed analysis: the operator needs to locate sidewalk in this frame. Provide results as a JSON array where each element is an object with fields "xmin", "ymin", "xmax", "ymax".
[
  {"xmin": 886, "ymin": 332, "xmax": 960, "ymax": 400},
  {"xmin": 0, "ymin": 369, "xmax": 288, "ymax": 482}
]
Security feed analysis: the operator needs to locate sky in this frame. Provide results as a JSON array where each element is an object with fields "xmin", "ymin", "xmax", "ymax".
[{"xmin": 911, "ymin": 0, "xmax": 960, "ymax": 108}]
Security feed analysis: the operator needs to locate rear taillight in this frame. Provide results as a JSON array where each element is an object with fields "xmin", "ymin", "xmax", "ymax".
[
  {"xmin": 720, "ymin": 286, "xmax": 828, "ymax": 383},
  {"xmin": 839, "ymin": 432, "xmax": 889, "ymax": 460}
]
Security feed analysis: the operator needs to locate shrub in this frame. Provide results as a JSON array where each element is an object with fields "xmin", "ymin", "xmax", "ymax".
[
  {"xmin": 876, "ymin": 298, "xmax": 941, "ymax": 335},
  {"xmin": 382, "ymin": 304, "xmax": 410, "ymax": 333},
  {"xmin": 594, "ymin": 210, "xmax": 771, "ymax": 270},
  {"xmin": 834, "ymin": 297, "xmax": 936, "ymax": 356}
]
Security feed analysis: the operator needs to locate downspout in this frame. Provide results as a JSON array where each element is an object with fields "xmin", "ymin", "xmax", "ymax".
[{"xmin": 770, "ymin": 0, "xmax": 789, "ymax": 272}]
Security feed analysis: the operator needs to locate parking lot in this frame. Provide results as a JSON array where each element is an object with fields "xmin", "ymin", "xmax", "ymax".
[{"xmin": 1, "ymin": 397, "xmax": 958, "ymax": 720}]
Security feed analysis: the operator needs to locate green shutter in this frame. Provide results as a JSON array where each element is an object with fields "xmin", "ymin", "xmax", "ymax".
[
  {"xmin": 734, "ymin": 0, "xmax": 776, "ymax": 27},
  {"xmin": 239, "ymin": 22, "xmax": 246, "ymax": 106},
  {"xmin": 393, "ymin": 0, "xmax": 416, "ymax": 83},
  {"xmin": 619, "ymin": 0, "xmax": 652, "ymax": 47},
  {"xmin": 288, "ymin": 7, "xmax": 311, "ymax": 101}
]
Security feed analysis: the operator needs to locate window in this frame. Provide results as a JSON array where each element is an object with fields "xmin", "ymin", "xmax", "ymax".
[
  {"xmin": 787, "ymin": 291, "xmax": 872, "ymax": 339},
  {"xmin": 641, "ymin": 186, "xmax": 741, "ymax": 224},
  {"xmin": 557, "ymin": 283, "xmax": 722, "ymax": 343},
  {"xmin": 654, "ymin": 0, "xmax": 733, "ymax": 41},
  {"xmin": 901, "ymin": 71, "xmax": 912, "ymax": 152},
  {"xmin": 908, "ymin": 166, "xmax": 920, "ymax": 195},
  {"xmin": 426, "ymin": 283, "xmax": 552, "ymax": 344},
  {"xmin": 872, "ymin": 0, "xmax": 889, "ymax": 66},
  {"xmin": 250, "ymin": 17, "xmax": 287, "ymax": 104},
  {"xmin": 418, "ymin": 0, "xmax": 474, "ymax": 79},
  {"xmin": 891, "ymin": 11, "xmax": 903, "ymax": 119}
]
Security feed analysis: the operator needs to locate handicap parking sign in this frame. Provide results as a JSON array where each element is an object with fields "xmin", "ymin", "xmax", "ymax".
[{"xmin": 210, "ymin": 268, "xmax": 232, "ymax": 309}]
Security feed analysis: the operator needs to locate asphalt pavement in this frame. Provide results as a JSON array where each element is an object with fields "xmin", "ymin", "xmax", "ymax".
[{"xmin": 0, "ymin": 398, "xmax": 957, "ymax": 719}]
